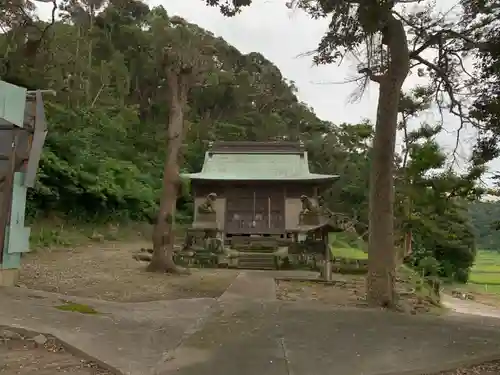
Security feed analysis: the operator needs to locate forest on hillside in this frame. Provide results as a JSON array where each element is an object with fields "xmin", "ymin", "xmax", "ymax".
[
  {"xmin": 469, "ymin": 201, "xmax": 500, "ymax": 251},
  {"xmin": 1, "ymin": 0, "xmax": 500, "ymax": 282},
  {"xmin": 3, "ymin": 1, "xmax": 331, "ymax": 222}
]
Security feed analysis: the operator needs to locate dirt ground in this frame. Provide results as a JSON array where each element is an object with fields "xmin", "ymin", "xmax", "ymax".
[
  {"xmin": 276, "ymin": 270, "xmax": 442, "ymax": 314},
  {"xmin": 276, "ymin": 276, "xmax": 367, "ymax": 307},
  {"xmin": 0, "ymin": 330, "xmax": 111, "ymax": 375},
  {"xmin": 445, "ymin": 285, "xmax": 500, "ymax": 308},
  {"xmin": 434, "ymin": 360, "xmax": 500, "ymax": 374},
  {"xmin": 19, "ymin": 242, "xmax": 239, "ymax": 302},
  {"xmin": 470, "ymin": 292, "xmax": 500, "ymax": 307}
]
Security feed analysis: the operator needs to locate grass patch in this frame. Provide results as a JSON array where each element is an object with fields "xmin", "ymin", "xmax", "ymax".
[
  {"xmin": 331, "ymin": 246, "xmax": 368, "ymax": 260},
  {"xmin": 472, "ymin": 266, "xmax": 500, "ymax": 272},
  {"xmin": 329, "ymin": 232, "xmax": 368, "ymax": 260},
  {"xmin": 448, "ymin": 250, "xmax": 500, "ymax": 306},
  {"xmin": 469, "ymin": 250, "xmax": 500, "ymax": 285},
  {"xmin": 55, "ymin": 302, "xmax": 99, "ymax": 314},
  {"xmin": 462, "ymin": 283, "xmax": 500, "ymax": 294},
  {"xmin": 28, "ymin": 217, "xmax": 152, "ymax": 250},
  {"xmin": 469, "ymin": 272, "xmax": 500, "ymax": 285},
  {"xmin": 471, "ymin": 250, "xmax": 500, "ymax": 269}
]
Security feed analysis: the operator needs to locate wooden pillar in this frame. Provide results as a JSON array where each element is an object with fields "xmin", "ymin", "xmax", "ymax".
[
  {"xmin": 323, "ymin": 230, "xmax": 332, "ymax": 281},
  {"xmin": 0, "ymin": 128, "xmax": 19, "ymax": 262},
  {"xmin": 267, "ymin": 196, "xmax": 271, "ymax": 229}
]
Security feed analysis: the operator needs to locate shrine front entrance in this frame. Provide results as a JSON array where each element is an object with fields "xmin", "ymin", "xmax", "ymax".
[{"xmin": 225, "ymin": 186, "xmax": 284, "ymax": 234}]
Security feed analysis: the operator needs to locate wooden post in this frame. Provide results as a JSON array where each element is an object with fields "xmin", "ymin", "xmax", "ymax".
[
  {"xmin": 267, "ymin": 196, "xmax": 271, "ymax": 229},
  {"xmin": 0, "ymin": 128, "xmax": 19, "ymax": 261},
  {"xmin": 323, "ymin": 230, "xmax": 332, "ymax": 281}
]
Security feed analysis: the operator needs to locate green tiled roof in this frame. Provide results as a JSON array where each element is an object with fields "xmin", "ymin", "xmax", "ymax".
[{"xmin": 182, "ymin": 151, "xmax": 338, "ymax": 181}]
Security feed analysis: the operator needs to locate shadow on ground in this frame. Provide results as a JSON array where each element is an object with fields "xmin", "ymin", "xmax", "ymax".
[{"xmin": 159, "ymin": 301, "xmax": 500, "ymax": 375}]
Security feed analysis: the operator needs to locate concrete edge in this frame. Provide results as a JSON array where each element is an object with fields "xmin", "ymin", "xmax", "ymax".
[
  {"xmin": 274, "ymin": 276, "xmax": 320, "ymax": 282},
  {"xmin": 275, "ymin": 276, "xmax": 341, "ymax": 285},
  {"xmin": 0, "ymin": 324, "xmax": 124, "ymax": 375},
  {"xmin": 153, "ymin": 299, "xmax": 221, "ymax": 372},
  {"xmin": 217, "ymin": 271, "xmax": 278, "ymax": 302},
  {"xmin": 217, "ymin": 271, "xmax": 246, "ymax": 299},
  {"xmin": 6, "ymin": 285, "xmax": 216, "ymax": 309},
  {"xmin": 372, "ymin": 351, "xmax": 500, "ymax": 375}
]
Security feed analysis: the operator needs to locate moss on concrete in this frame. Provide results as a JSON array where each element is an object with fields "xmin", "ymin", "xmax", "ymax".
[{"xmin": 55, "ymin": 302, "xmax": 99, "ymax": 314}]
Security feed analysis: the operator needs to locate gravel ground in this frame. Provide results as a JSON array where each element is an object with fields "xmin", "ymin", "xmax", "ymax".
[
  {"xmin": 0, "ymin": 329, "xmax": 111, "ymax": 375},
  {"xmin": 276, "ymin": 271, "xmax": 442, "ymax": 314},
  {"xmin": 19, "ymin": 242, "xmax": 239, "ymax": 302},
  {"xmin": 433, "ymin": 360, "xmax": 500, "ymax": 374}
]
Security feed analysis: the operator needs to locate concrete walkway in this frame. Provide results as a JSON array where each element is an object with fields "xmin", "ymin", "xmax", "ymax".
[{"xmin": 2, "ymin": 272, "xmax": 500, "ymax": 375}]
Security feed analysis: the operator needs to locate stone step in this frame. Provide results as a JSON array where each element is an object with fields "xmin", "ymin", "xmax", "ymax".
[
  {"xmin": 237, "ymin": 253, "xmax": 276, "ymax": 270},
  {"xmin": 229, "ymin": 237, "xmax": 279, "ymax": 252},
  {"xmin": 232, "ymin": 246, "xmax": 276, "ymax": 253}
]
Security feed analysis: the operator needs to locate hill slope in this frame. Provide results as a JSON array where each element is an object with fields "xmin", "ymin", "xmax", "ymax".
[{"xmin": 1, "ymin": 2, "xmax": 331, "ymax": 221}]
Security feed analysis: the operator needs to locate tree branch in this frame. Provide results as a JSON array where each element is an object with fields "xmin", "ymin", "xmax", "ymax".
[
  {"xmin": 411, "ymin": 54, "xmax": 475, "ymax": 167},
  {"xmin": 358, "ymin": 67, "xmax": 383, "ymax": 83}
]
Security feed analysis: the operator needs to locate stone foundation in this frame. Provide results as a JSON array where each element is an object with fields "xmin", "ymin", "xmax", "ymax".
[{"xmin": 0, "ymin": 268, "xmax": 19, "ymax": 286}]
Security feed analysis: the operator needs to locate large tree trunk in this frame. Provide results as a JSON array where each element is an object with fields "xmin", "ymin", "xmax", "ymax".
[
  {"xmin": 147, "ymin": 73, "xmax": 188, "ymax": 274},
  {"xmin": 366, "ymin": 15, "xmax": 410, "ymax": 307}
]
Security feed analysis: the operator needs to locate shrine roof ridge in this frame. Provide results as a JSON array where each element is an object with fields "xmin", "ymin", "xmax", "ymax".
[
  {"xmin": 182, "ymin": 141, "xmax": 338, "ymax": 182},
  {"xmin": 208, "ymin": 141, "xmax": 305, "ymax": 154}
]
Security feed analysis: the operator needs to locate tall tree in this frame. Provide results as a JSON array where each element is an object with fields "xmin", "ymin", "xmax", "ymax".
[
  {"xmin": 465, "ymin": 0, "xmax": 500, "ymax": 171},
  {"xmin": 146, "ymin": 10, "xmax": 215, "ymax": 273},
  {"xmin": 204, "ymin": 0, "xmax": 493, "ymax": 307},
  {"xmin": 1, "ymin": 0, "xmax": 58, "ymax": 84},
  {"xmin": 401, "ymin": 127, "xmax": 480, "ymax": 282},
  {"xmin": 396, "ymin": 87, "xmax": 433, "ymax": 261}
]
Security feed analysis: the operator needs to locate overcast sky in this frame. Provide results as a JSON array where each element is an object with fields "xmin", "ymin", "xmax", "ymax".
[
  {"xmin": 158, "ymin": 0, "xmax": 378, "ymax": 124},
  {"xmin": 36, "ymin": 0, "xmax": 499, "ymax": 182}
]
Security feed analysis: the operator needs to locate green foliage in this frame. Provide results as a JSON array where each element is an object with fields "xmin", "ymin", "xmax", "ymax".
[
  {"xmin": 405, "ymin": 194, "xmax": 477, "ymax": 283},
  {"xmin": 1, "ymin": 1, "xmax": 330, "ymax": 223},
  {"xmin": 30, "ymin": 226, "xmax": 72, "ymax": 248},
  {"xmin": 468, "ymin": 201, "xmax": 500, "ymax": 251},
  {"xmin": 465, "ymin": 0, "xmax": 500, "ymax": 161},
  {"xmin": 308, "ymin": 122, "xmax": 372, "ymax": 220},
  {"xmin": 27, "ymin": 103, "xmax": 159, "ymax": 221},
  {"xmin": 28, "ymin": 219, "xmax": 150, "ymax": 250}
]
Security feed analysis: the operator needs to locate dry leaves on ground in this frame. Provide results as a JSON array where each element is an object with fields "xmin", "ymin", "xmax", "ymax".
[
  {"xmin": 0, "ymin": 330, "xmax": 111, "ymax": 375},
  {"xmin": 432, "ymin": 360, "xmax": 500, "ymax": 375},
  {"xmin": 276, "ymin": 271, "xmax": 442, "ymax": 314},
  {"xmin": 19, "ymin": 242, "xmax": 239, "ymax": 302}
]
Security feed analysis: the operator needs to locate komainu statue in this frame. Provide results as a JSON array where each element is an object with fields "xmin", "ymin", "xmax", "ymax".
[
  {"xmin": 299, "ymin": 195, "xmax": 321, "ymax": 225},
  {"xmin": 317, "ymin": 196, "xmax": 325, "ymax": 209},
  {"xmin": 300, "ymin": 195, "xmax": 319, "ymax": 215},
  {"xmin": 198, "ymin": 192, "xmax": 217, "ymax": 214}
]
